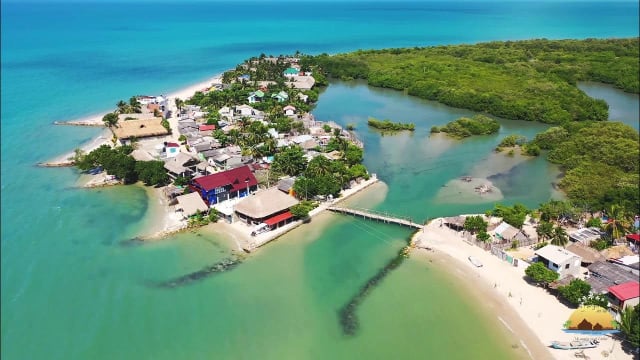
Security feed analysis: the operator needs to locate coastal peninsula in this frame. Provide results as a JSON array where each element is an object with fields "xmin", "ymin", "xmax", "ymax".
[{"xmin": 51, "ymin": 39, "xmax": 639, "ymax": 360}]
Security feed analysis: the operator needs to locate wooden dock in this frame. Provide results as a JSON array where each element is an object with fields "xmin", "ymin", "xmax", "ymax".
[{"xmin": 328, "ymin": 206, "xmax": 423, "ymax": 229}]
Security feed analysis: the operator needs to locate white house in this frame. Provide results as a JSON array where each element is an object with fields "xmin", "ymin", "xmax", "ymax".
[
  {"xmin": 218, "ymin": 106, "xmax": 234, "ymax": 120},
  {"xmin": 534, "ymin": 244, "xmax": 582, "ymax": 279},
  {"xmin": 283, "ymin": 105, "xmax": 296, "ymax": 116},
  {"xmin": 235, "ymin": 105, "xmax": 258, "ymax": 117},
  {"xmin": 164, "ymin": 142, "xmax": 180, "ymax": 158}
]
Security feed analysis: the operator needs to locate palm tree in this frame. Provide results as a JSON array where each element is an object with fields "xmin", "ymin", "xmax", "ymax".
[
  {"xmin": 116, "ymin": 100, "xmax": 128, "ymax": 114},
  {"xmin": 102, "ymin": 112, "xmax": 119, "ymax": 127},
  {"xmin": 551, "ymin": 225, "xmax": 569, "ymax": 247},
  {"xmin": 175, "ymin": 98, "xmax": 184, "ymax": 112},
  {"xmin": 536, "ymin": 221, "xmax": 554, "ymax": 242},
  {"xmin": 604, "ymin": 205, "xmax": 629, "ymax": 241},
  {"xmin": 129, "ymin": 97, "xmax": 141, "ymax": 113}
]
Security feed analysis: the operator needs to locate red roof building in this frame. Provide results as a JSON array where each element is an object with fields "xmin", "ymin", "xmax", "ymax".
[
  {"xmin": 199, "ymin": 124, "xmax": 216, "ymax": 132},
  {"xmin": 609, "ymin": 281, "xmax": 640, "ymax": 301},
  {"xmin": 166, "ymin": 142, "xmax": 180, "ymax": 148},
  {"xmin": 189, "ymin": 165, "xmax": 258, "ymax": 205},
  {"xmin": 608, "ymin": 281, "xmax": 640, "ymax": 314},
  {"xmin": 626, "ymin": 234, "xmax": 640, "ymax": 243}
]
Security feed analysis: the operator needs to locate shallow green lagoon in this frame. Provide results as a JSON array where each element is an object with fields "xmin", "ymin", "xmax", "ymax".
[{"xmin": 3, "ymin": 79, "xmax": 637, "ymax": 360}]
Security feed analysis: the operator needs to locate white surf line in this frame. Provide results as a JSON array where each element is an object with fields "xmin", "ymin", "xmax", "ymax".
[
  {"xmin": 497, "ymin": 316, "xmax": 514, "ymax": 334},
  {"xmin": 519, "ymin": 339, "xmax": 533, "ymax": 360},
  {"xmin": 498, "ymin": 316, "xmax": 534, "ymax": 360}
]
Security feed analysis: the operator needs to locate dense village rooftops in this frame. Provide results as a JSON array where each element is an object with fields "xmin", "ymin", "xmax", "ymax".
[
  {"xmin": 192, "ymin": 165, "xmax": 257, "ymax": 192},
  {"xmin": 587, "ymin": 261, "xmax": 639, "ymax": 294},
  {"xmin": 535, "ymin": 245, "xmax": 580, "ymax": 264},
  {"xmin": 164, "ymin": 153, "xmax": 196, "ymax": 174},
  {"xmin": 234, "ymin": 187, "xmax": 299, "ymax": 219},
  {"xmin": 608, "ymin": 281, "xmax": 640, "ymax": 301},
  {"xmin": 112, "ymin": 118, "xmax": 169, "ymax": 139},
  {"xmin": 175, "ymin": 192, "xmax": 209, "ymax": 217}
]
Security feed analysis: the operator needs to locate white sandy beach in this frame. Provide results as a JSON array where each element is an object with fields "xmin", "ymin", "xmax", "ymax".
[{"xmin": 412, "ymin": 221, "xmax": 634, "ymax": 360}]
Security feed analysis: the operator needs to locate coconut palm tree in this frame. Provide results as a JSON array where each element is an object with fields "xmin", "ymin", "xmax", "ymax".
[
  {"xmin": 129, "ymin": 97, "xmax": 142, "ymax": 113},
  {"xmin": 102, "ymin": 112, "xmax": 119, "ymax": 127},
  {"xmin": 116, "ymin": 100, "xmax": 128, "ymax": 114},
  {"xmin": 604, "ymin": 205, "xmax": 629, "ymax": 241},
  {"xmin": 536, "ymin": 221, "xmax": 554, "ymax": 242},
  {"xmin": 551, "ymin": 225, "xmax": 569, "ymax": 247}
]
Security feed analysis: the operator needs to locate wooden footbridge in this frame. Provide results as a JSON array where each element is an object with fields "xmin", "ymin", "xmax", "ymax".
[{"xmin": 328, "ymin": 206, "xmax": 423, "ymax": 229}]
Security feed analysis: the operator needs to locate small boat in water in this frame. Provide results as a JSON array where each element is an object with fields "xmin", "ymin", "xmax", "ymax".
[
  {"xmin": 550, "ymin": 339, "xmax": 599, "ymax": 350},
  {"xmin": 468, "ymin": 256, "xmax": 483, "ymax": 267}
]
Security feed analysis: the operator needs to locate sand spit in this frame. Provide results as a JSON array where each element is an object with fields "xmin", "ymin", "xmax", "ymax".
[{"xmin": 411, "ymin": 220, "xmax": 634, "ymax": 360}]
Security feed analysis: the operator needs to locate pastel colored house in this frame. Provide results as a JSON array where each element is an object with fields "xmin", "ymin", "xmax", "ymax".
[
  {"xmin": 189, "ymin": 165, "xmax": 258, "ymax": 205},
  {"xmin": 534, "ymin": 244, "xmax": 582, "ymax": 280},
  {"xmin": 247, "ymin": 90, "xmax": 265, "ymax": 104},
  {"xmin": 271, "ymin": 91, "xmax": 289, "ymax": 102}
]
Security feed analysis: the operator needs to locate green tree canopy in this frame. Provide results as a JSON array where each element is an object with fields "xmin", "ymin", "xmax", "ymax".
[
  {"xmin": 619, "ymin": 304, "xmax": 639, "ymax": 349},
  {"xmin": 102, "ymin": 112, "xmax": 119, "ymax": 127},
  {"xmin": 525, "ymin": 262, "xmax": 559, "ymax": 286},
  {"xmin": 271, "ymin": 146, "xmax": 307, "ymax": 176},
  {"xmin": 558, "ymin": 279, "xmax": 591, "ymax": 307},
  {"xmin": 463, "ymin": 215, "xmax": 488, "ymax": 234}
]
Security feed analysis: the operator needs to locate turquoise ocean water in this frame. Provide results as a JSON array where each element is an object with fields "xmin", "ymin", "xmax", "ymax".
[{"xmin": 2, "ymin": 1, "xmax": 639, "ymax": 359}]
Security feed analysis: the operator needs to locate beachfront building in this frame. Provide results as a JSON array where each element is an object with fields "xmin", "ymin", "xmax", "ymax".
[
  {"xmin": 534, "ymin": 244, "xmax": 582, "ymax": 280},
  {"xmin": 234, "ymin": 187, "xmax": 299, "ymax": 228},
  {"xmin": 189, "ymin": 165, "xmax": 258, "ymax": 205},
  {"xmin": 112, "ymin": 117, "xmax": 169, "ymax": 144},
  {"xmin": 607, "ymin": 281, "xmax": 640, "ymax": 321},
  {"xmin": 175, "ymin": 192, "xmax": 209, "ymax": 219}
]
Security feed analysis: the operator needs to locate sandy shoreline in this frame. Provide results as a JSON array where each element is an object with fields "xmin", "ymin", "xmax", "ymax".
[{"xmin": 411, "ymin": 221, "xmax": 633, "ymax": 360}]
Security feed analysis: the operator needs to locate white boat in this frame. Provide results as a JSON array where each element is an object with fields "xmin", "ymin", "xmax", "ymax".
[
  {"xmin": 468, "ymin": 256, "xmax": 483, "ymax": 267},
  {"xmin": 551, "ymin": 339, "xmax": 599, "ymax": 350}
]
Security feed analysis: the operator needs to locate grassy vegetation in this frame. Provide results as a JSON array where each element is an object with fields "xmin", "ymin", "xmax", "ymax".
[
  {"xmin": 367, "ymin": 117, "xmax": 415, "ymax": 131},
  {"xmin": 431, "ymin": 114, "xmax": 499, "ymax": 138}
]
